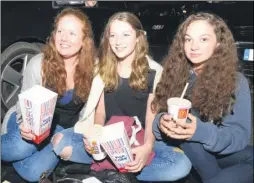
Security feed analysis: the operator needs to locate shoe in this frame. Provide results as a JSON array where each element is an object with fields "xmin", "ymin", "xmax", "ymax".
[
  {"xmin": 1, "ymin": 162, "xmax": 27, "ymax": 183},
  {"xmin": 64, "ymin": 163, "xmax": 91, "ymax": 174},
  {"xmin": 90, "ymin": 169, "xmax": 140, "ymax": 183},
  {"xmin": 56, "ymin": 177, "xmax": 83, "ymax": 183}
]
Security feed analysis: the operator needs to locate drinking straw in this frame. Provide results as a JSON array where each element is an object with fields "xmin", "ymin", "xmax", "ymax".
[{"xmin": 180, "ymin": 83, "xmax": 189, "ymax": 99}]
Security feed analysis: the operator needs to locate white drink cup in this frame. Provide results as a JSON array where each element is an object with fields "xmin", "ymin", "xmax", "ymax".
[
  {"xmin": 83, "ymin": 124, "xmax": 107, "ymax": 161},
  {"xmin": 167, "ymin": 97, "xmax": 192, "ymax": 122}
]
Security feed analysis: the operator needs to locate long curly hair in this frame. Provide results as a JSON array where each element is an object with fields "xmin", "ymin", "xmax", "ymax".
[
  {"xmin": 97, "ymin": 12, "xmax": 149, "ymax": 92},
  {"xmin": 152, "ymin": 12, "xmax": 238, "ymax": 124},
  {"xmin": 41, "ymin": 7, "xmax": 96, "ymax": 102}
]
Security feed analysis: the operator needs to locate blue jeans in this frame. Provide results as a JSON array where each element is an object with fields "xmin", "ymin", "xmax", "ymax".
[
  {"xmin": 57, "ymin": 130, "xmax": 191, "ymax": 181},
  {"xmin": 137, "ymin": 141, "xmax": 192, "ymax": 181},
  {"xmin": 1, "ymin": 112, "xmax": 92, "ymax": 182},
  {"xmin": 55, "ymin": 132, "xmax": 191, "ymax": 181},
  {"xmin": 180, "ymin": 142, "xmax": 253, "ymax": 183}
]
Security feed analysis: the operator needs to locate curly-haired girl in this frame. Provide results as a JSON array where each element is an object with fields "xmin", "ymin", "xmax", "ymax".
[{"xmin": 152, "ymin": 12, "xmax": 253, "ymax": 183}]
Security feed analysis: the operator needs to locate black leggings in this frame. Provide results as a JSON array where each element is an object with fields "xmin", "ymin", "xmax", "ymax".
[{"xmin": 180, "ymin": 142, "xmax": 253, "ymax": 183}]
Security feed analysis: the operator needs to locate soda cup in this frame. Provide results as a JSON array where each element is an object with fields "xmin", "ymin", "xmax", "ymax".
[
  {"xmin": 167, "ymin": 97, "xmax": 192, "ymax": 123},
  {"xmin": 83, "ymin": 124, "xmax": 107, "ymax": 161}
]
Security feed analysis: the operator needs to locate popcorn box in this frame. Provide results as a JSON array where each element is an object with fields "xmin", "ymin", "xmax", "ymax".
[
  {"xmin": 100, "ymin": 122, "xmax": 133, "ymax": 172},
  {"xmin": 18, "ymin": 85, "xmax": 58, "ymax": 144}
]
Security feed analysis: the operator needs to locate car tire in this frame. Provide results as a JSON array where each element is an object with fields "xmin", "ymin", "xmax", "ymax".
[
  {"xmin": 1, "ymin": 42, "xmax": 43, "ymax": 121},
  {"xmin": 1, "ymin": 106, "xmax": 16, "ymax": 135}
]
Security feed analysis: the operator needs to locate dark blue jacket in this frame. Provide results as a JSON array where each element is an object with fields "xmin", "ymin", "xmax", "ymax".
[{"xmin": 153, "ymin": 72, "xmax": 252, "ymax": 155}]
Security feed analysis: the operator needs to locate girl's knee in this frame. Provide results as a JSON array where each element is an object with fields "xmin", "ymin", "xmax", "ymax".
[
  {"xmin": 139, "ymin": 151, "xmax": 192, "ymax": 181},
  {"xmin": 21, "ymin": 172, "xmax": 41, "ymax": 182},
  {"xmin": 51, "ymin": 133, "xmax": 64, "ymax": 148},
  {"xmin": 159, "ymin": 157, "xmax": 191, "ymax": 181},
  {"xmin": 13, "ymin": 164, "xmax": 44, "ymax": 182},
  {"xmin": 51, "ymin": 133, "xmax": 73, "ymax": 160},
  {"xmin": 161, "ymin": 151, "xmax": 192, "ymax": 180},
  {"xmin": 1, "ymin": 138, "xmax": 35, "ymax": 161},
  {"xmin": 59, "ymin": 146, "xmax": 73, "ymax": 160},
  {"xmin": 243, "ymin": 146, "xmax": 253, "ymax": 165},
  {"xmin": 177, "ymin": 154, "xmax": 192, "ymax": 178}
]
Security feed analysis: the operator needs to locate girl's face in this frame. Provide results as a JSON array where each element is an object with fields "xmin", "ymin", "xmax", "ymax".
[
  {"xmin": 55, "ymin": 15, "xmax": 84, "ymax": 59},
  {"xmin": 109, "ymin": 20, "xmax": 137, "ymax": 60},
  {"xmin": 184, "ymin": 20, "xmax": 219, "ymax": 66}
]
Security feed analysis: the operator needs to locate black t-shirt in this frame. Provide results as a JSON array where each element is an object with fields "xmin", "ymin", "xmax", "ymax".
[
  {"xmin": 53, "ymin": 89, "xmax": 85, "ymax": 129},
  {"xmin": 104, "ymin": 70, "xmax": 156, "ymax": 128}
]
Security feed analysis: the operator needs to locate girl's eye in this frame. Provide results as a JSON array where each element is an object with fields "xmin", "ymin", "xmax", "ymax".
[
  {"xmin": 124, "ymin": 34, "xmax": 130, "ymax": 37},
  {"xmin": 201, "ymin": 38, "xmax": 208, "ymax": 42},
  {"xmin": 109, "ymin": 34, "xmax": 115, "ymax": 38},
  {"xmin": 185, "ymin": 38, "xmax": 191, "ymax": 42},
  {"xmin": 57, "ymin": 30, "xmax": 62, "ymax": 33},
  {"xmin": 70, "ymin": 32, "xmax": 76, "ymax": 36}
]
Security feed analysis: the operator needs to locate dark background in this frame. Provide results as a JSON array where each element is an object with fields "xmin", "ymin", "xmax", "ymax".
[
  {"xmin": 1, "ymin": 1, "xmax": 253, "ymax": 183},
  {"xmin": 1, "ymin": 1, "xmax": 253, "ymax": 104},
  {"xmin": 1, "ymin": 1, "xmax": 253, "ymax": 53}
]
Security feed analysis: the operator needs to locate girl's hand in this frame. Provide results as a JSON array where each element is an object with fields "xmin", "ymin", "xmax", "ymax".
[
  {"xmin": 125, "ymin": 144, "xmax": 152, "ymax": 173},
  {"xmin": 159, "ymin": 113, "xmax": 197, "ymax": 140},
  {"xmin": 159, "ymin": 114, "xmax": 178, "ymax": 136},
  {"xmin": 19, "ymin": 122, "xmax": 34, "ymax": 141},
  {"xmin": 83, "ymin": 137, "xmax": 92, "ymax": 154}
]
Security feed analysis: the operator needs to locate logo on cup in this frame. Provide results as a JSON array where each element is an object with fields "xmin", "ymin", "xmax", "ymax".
[
  {"xmin": 178, "ymin": 109, "xmax": 188, "ymax": 119},
  {"xmin": 91, "ymin": 140, "xmax": 100, "ymax": 154}
]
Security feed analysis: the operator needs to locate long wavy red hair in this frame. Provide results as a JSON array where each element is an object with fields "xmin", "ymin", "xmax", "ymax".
[
  {"xmin": 152, "ymin": 12, "xmax": 238, "ymax": 124},
  {"xmin": 42, "ymin": 7, "xmax": 96, "ymax": 102}
]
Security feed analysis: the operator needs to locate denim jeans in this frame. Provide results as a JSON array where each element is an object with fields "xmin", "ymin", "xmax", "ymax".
[
  {"xmin": 180, "ymin": 142, "xmax": 253, "ymax": 183},
  {"xmin": 1, "ymin": 112, "xmax": 92, "ymax": 182},
  {"xmin": 2, "ymin": 112, "xmax": 191, "ymax": 182},
  {"xmin": 137, "ymin": 141, "xmax": 192, "ymax": 181},
  {"xmin": 56, "ymin": 131, "xmax": 191, "ymax": 182},
  {"xmin": 57, "ymin": 128, "xmax": 192, "ymax": 181}
]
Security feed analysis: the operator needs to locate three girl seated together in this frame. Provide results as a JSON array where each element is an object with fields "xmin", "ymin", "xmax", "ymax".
[{"xmin": 1, "ymin": 7, "xmax": 253, "ymax": 183}]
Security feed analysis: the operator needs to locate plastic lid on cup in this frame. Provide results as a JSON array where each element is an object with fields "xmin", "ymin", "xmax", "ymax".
[
  {"xmin": 167, "ymin": 97, "xmax": 192, "ymax": 108},
  {"xmin": 83, "ymin": 124, "xmax": 103, "ymax": 138}
]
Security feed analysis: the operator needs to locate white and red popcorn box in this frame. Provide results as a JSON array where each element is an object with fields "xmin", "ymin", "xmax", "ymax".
[
  {"xmin": 100, "ymin": 122, "xmax": 133, "ymax": 172},
  {"xmin": 18, "ymin": 85, "xmax": 58, "ymax": 144}
]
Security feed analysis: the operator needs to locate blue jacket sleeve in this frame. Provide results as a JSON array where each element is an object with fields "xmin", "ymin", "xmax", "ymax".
[
  {"xmin": 152, "ymin": 112, "xmax": 167, "ymax": 140},
  {"xmin": 190, "ymin": 73, "xmax": 252, "ymax": 154}
]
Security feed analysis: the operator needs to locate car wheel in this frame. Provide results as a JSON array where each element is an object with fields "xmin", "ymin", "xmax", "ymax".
[{"xmin": 1, "ymin": 42, "xmax": 43, "ymax": 121}]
